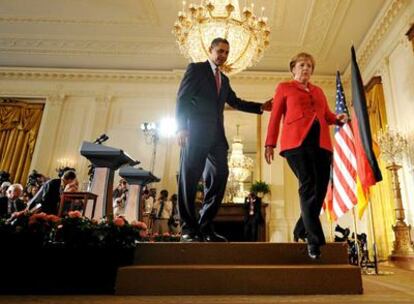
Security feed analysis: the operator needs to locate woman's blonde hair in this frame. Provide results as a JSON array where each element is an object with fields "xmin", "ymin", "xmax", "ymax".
[{"xmin": 289, "ymin": 52, "xmax": 315, "ymax": 73}]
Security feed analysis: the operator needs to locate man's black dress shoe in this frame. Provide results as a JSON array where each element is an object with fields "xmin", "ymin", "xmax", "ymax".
[
  {"xmin": 307, "ymin": 244, "xmax": 321, "ymax": 259},
  {"xmin": 293, "ymin": 235, "xmax": 307, "ymax": 242},
  {"xmin": 180, "ymin": 233, "xmax": 202, "ymax": 242},
  {"xmin": 293, "ymin": 233, "xmax": 308, "ymax": 243},
  {"xmin": 202, "ymin": 232, "xmax": 228, "ymax": 242}
]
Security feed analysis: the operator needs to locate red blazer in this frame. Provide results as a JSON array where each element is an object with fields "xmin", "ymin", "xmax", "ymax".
[{"xmin": 265, "ymin": 80, "xmax": 337, "ymax": 154}]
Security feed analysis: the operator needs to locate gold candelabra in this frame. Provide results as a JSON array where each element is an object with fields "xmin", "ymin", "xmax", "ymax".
[{"xmin": 377, "ymin": 126, "xmax": 414, "ymax": 257}]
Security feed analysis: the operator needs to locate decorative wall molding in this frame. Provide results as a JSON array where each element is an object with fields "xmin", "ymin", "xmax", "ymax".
[
  {"xmin": 0, "ymin": 36, "xmax": 175, "ymax": 56},
  {"xmin": 0, "ymin": 67, "xmax": 182, "ymax": 82},
  {"xmin": 0, "ymin": 66, "xmax": 336, "ymax": 86},
  {"xmin": 0, "ymin": 15, "xmax": 156, "ymax": 26},
  {"xmin": 0, "ymin": 1, "xmax": 159, "ymax": 26},
  {"xmin": 350, "ymin": 0, "xmax": 408, "ymax": 72},
  {"xmin": 360, "ymin": 0, "xmax": 407, "ymax": 68}
]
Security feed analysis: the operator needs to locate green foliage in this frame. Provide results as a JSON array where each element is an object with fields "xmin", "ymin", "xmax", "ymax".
[
  {"xmin": 196, "ymin": 182, "xmax": 204, "ymax": 192},
  {"xmin": 250, "ymin": 180, "xmax": 271, "ymax": 195}
]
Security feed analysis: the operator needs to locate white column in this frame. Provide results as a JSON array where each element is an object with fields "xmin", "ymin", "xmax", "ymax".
[{"xmin": 30, "ymin": 94, "xmax": 66, "ymax": 177}]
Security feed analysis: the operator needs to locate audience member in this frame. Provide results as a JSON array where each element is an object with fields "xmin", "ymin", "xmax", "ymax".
[
  {"xmin": 243, "ymin": 192, "xmax": 264, "ymax": 242},
  {"xmin": 142, "ymin": 189, "xmax": 154, "ymax": 230},
  {"xmin": 0, "ymin": 184, "xmax": 25, "ymax": 218},
  {"xmin": 168, "ymin": 193, "xmax": 181, "ymax": 234},
  {"xmin": 152, "ymin": 189, "xmax": 172, "ymax": 235},
  {"xmin": 0, "ymin": 181, "xmax": 11, "ymax": 198},
  {"xmin": 28, "ymin": 170, "xmax": 77, "ymax": 215},
  {"xmin": 113, "ymin": 178, "xmax": 128, "ymax": 216}
]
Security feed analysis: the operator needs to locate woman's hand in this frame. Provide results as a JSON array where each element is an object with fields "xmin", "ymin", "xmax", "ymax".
[
  {"xmin": 265, "ymin": 146, "xmax": 275, "ymax": 164},
  {"xmin": 336, "ymin": 113, "xmax": 348, "ymax": 123}
]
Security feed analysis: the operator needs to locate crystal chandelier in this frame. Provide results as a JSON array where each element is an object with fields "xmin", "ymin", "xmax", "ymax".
[
  {"xmin": 228, "ymin": 125, "xmax": 253, "ymax": 202},
  {"xmin": 173, "ymin": 0, "xmax": 270, "ymax": 75}
]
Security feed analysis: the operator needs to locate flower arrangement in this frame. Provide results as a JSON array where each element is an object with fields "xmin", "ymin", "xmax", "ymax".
[{"xmin": 1, "ymin": 211, "xmax": 148, "ymax": 248}]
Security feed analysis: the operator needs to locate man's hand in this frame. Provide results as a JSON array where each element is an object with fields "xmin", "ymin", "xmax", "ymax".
[
  {"xmin": 177, "ymin": 130, "xmax": 189, "ymax": 147},
  {"xmin": 336, "ymin": 113, "xmax": 348, "ymax": 124},
  {"xmin": 265, "ymin": 146, "xmax": 275, "ymax": 164},
  {"xmin": 261, "ymin": 98, "xmax": 273, "ymax": 112}
]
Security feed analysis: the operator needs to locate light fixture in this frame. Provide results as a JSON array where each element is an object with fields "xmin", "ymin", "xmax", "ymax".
[
  {"xmin": 140, "ymin": 118, "xmax": 177, "ymax": 173},
  {"xmin": 173, "ymin": 0, "xmax": 270, "ymax": 75},
  {"xmin": 140, "ymin": 122, "xmax": 159, "ymax": 173},
  {"xmin": 159, "ymin": 117, "xmax": 178, "ymax": 138},
  {"xmin": 228, "ymin": 125, "xmax": 253, "ymax": 203}
]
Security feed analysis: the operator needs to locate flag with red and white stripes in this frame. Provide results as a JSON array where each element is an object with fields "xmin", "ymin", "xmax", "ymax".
[{"xmin": 324, "ymin": 72, "xmax": 357, "ymax": 221}]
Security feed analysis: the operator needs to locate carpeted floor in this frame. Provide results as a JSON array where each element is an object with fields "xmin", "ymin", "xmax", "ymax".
[{"xmin": 0, "ymin": 265, "xmax": 413, "ymax": 304}]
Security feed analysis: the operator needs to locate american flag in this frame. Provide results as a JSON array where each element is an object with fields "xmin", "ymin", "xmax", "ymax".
[{"xmin": 325, "ymin": 72, "xmax": 357, "ymax": 221}]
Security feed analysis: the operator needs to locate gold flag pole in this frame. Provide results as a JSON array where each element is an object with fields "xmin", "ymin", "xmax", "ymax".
[
  {"xmin": 330, "ymin": 220, "xmax": 334, "ymax": 243},
  {"xmin": 351, "ymin": 207, "xmax": 361, "ymax": 267},
  {"xmin": 367, "ymin": 199, "xmax": 379, "ymax": 274}
]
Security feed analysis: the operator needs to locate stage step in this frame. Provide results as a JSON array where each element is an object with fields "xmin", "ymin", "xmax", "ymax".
[
  {"xmin": 115, "ymin": 242, "xmax": 363, "ymax": 295},
  {"xmin": 131, "ymin": 242, "xmax": 349, "ymax": 265}
]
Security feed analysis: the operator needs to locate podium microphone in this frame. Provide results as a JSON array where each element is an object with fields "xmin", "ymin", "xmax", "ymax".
[{"xmin": 93, "ymin": 134, "xmax": 109, "ymax": 144}]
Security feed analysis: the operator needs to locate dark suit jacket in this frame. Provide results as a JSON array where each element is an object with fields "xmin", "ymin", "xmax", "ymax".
[
  {"xmin": 0, "ymin": 196, "xmax": 26, "ymax": 218},
  {"xmin": 176, "ymin": 61, "xmax": 263, "ymax": 148},
  {"xmin": 243, "ymin": 196, "xmax": 264, "ymax": 224},
  {"xmin": 29, "ymin": 178, "xmax": 62, "ymax": 215}
]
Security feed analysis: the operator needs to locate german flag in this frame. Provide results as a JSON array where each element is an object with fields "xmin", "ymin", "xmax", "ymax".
[{"xmin": 350, "ymin": 46, "xmax": 382, "ymax": 195}]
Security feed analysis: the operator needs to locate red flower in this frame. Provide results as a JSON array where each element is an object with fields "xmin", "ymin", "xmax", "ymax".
[
  {"xmin": 131, "ymin": 220, "xmax": 147, "ymax": 230},
  {"xmin": 139, "ymin": 230, "xmax": 148, "ymax": 238},
  {"xmin": 46, "ymin": 214, "xmax": 61, "ymax": 223},
  {"xmin": 113, "ymin": 217, "xmax": 125, "ymax": 227},
  {"xmin": 68, "ymin": 210, "xmax": 82, "ymax": 218}
]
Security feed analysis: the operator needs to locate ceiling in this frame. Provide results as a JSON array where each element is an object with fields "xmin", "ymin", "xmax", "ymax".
[{"xmin": 0, "ymin": 0, "xmax": 386, "ymax": 75}]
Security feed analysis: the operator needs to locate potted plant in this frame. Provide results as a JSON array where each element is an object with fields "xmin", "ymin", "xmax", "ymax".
[
  {"xmin": 195, "ymin": 181, "xmax": 204, "ymax": 203},
  {"xmin": 250, "ymin": 180, "xmax": 270, "ymax": 198}
]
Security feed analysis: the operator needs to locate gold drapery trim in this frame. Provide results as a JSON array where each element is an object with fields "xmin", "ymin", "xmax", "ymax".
[
  {"xmin": 0, "ymin": 99, "xmax": 44, "ymax": 184},
  {"xmin": 365, "ymin": 82, "xmax": 395, "ymax": 260}
]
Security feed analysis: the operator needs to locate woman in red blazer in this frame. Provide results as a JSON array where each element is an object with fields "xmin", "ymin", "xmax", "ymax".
[{"xmin": 265, "ymin": 52, "xmax": 347, "ymax": 259}]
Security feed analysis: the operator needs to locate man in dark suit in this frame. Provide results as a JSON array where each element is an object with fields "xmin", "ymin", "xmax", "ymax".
[
  {"xmin": 0, "ymin": 184, "xmax": 26, "ymax": 218},
  {"xmin": 243, "ymin": 192, "xmax": 264, "ymax": 242},
  {"xmin": 176, "ymin": 37, "xmax": 272, "ymax": 242},
  {"xmin": 28, "ymin": 170, "xmax": 77, "ymax": 215}
]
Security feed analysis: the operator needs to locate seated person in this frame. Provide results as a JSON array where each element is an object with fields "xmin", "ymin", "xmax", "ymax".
[
  {"xmin": 0, "ymin": 184, "xmax": 25, "ymax": 218},
  {"xmin": 28, "ymin": 170, "xmax": 77, "ymax": 215},
  {"xmin": 0, "ymin": 181, "xmax": 11, "ymax": 198}
]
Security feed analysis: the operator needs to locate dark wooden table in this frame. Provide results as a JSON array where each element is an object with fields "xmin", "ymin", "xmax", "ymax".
[
  {"xmin": 59, "ymin": 192, "xmax": 98, "ymax": 218},
  {"xmin": 196, "ymin": 202, "xmax": 268, "ymax": 242}
]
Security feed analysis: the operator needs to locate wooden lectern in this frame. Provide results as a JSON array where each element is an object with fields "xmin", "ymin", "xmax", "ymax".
[
  {"xmin": 80, "ymin": 141, "xmax": 135, "ymax": 219},
  {"xmin": 119, "ymin": 166, "xmax": 160, "ymax": 223}
]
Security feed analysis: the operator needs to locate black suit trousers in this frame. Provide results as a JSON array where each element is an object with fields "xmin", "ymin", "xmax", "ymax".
[
  {"xmin": 286, "ymin": 148, "xmax": 332, "ymax": 246},
  {"xmin": 178, "ymin": 139, "xmax": 229, "ymax": 234}
]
